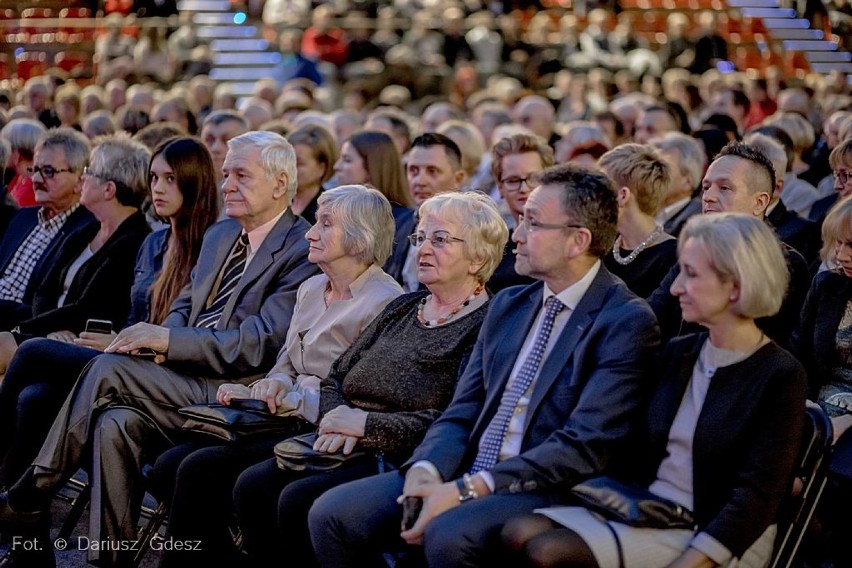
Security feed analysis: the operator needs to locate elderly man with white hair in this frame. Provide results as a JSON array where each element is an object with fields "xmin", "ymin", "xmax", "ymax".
[
  {"xmin": 0, "ymin": 131, "xmax": 319, "ymax": 568},
  {"xmin": 514, "ymin": 95, "xmax": 560, "ymax": 149}
]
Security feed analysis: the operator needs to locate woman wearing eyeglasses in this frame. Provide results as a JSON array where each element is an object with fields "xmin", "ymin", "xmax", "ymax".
[
  {"xmin": 159, "ymin": 191, "xmax": 507, "ymax": 567},
  {"xmin": 0, "ymin": 134, "xmax": 152, "ymax": 379},
  {"xmin": 808, "ymin": 137, "xmax": 852, "ymax": 225}
]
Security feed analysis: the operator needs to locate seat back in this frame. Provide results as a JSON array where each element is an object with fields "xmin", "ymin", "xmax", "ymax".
[{"xmin": 768, "ymin": 404, "xmax": 833, "ymax": 568}]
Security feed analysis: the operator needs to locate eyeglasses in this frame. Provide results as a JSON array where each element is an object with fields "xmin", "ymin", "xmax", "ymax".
[
  {"xmin": 517, "ymin": 214, "xmax": 585, "ymax": 233},
  {"xmin": 26, "ymin": 165, "xmax": 74, "ymax": 179},
  {"xmin": 836, "ymin": 170, "xmax": 851, "ymax": 185},
  {"xmin": 82, "ymin": 167, "xmax": 109, "ymax": 181},
  {"xmin": 499, "ymin": 175, "xmax": 537, "ymax": 193},
  {"xmin": 408, "ymin": 232, "xmax": 465, "ymax": 248}
]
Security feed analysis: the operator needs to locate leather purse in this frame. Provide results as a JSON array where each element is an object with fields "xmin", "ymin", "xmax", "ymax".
[
  {"xmin": 570, "ymin": 476, "xmax": 696, "ymax": 530},
  {"xmin": 179, "ymin": 399, "xmax": 302, "ymax": 443},
  {"xmin": 274, "ymin": 432, "xmax": 374, "ymax": 473}
]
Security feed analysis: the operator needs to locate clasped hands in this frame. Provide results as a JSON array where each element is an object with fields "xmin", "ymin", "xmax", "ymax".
[{"xmin": 313, "ymin": 405, "xmax": 368, "ymax": 456}]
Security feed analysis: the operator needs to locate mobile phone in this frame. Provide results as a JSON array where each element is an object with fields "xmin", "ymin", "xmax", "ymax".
[
  {"xmin": 132, "ymin": 348, "xmax": 160, "ymax": 360},
  {"xmin": 401, "ymin": 496, "xmax": 423, "ymax": 531},
  {"xmin": 85, "ymin": 318, "xmax": 113, "ymax": 334}
]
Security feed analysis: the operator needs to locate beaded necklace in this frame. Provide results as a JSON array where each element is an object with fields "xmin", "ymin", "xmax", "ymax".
[
  {"xmin": 417, "ymin": 283, "xmax": 484, "ymax": 327},
  {"xmin": 611, "ymin": 224, "xmax": 664, "ymax": 265}
]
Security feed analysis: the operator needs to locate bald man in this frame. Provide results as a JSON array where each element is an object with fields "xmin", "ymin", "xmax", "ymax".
[{"xmin": 513, "ymin": 95, "xmax": 560, "ymax": 148}]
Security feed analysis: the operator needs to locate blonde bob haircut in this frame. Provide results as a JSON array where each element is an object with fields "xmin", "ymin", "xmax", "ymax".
[
  {"xmin": 417, "ymin": 191, "xmax": 509, "ymax": 284},
  {"xmin": 316, "ymin": 184, "xmax": 395, "ymax": 267},
  {"xmin": 680, "ymin": 213, "xmax": 788, "ymax": 319},
  {"xmin": 820, "ymin": 196, "xmax": 852, "ymax": 265}
]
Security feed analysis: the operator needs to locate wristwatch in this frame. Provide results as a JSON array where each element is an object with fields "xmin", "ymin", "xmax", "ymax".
[{"xmin": 456, "ymin": 473, "xmax": 479, "ymax": 502}]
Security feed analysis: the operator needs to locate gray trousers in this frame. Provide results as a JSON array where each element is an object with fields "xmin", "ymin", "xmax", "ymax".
[{"xmin": 32, "ymin": 354, "xmax": 231, "ymax": 566}]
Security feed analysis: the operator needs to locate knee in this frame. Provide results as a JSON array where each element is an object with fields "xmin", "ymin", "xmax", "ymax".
[
  {"xmin": 17, "ymin": 384, "xmax": 52, "ymax": 416},
  {"xmin": 95, "ymin": 407, "xmax": 150, "ymax": 444},
  {"xmin": 308, "ymin": 486, "xmax": 345, "ymax": 541},
  {"xmin": 501, "ymin": 514, "xmax": 556, "ymax": 554}
]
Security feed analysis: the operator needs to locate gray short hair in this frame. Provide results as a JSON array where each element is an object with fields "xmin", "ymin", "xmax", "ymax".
[
  {"xmin": 90, "ymin": 133, "xmax": 151, "ymax": 208},
  {"xmin": 83, "ymin": 111, "xmax": 117, "ymax": 139},
  {"xmin": 743, "ymin": 133, "xmax": 787, "ymax": 183},
  {"xmin": 650, "ymin": 132, "xmax": 706, "ymax": 188},
  {"xmin": 679, "ymin": 213, "xmax": 788, "ymax": 319},
  {"xmin": 417, "ymin": 191, "xmax": 509, "ymax": 283},
  {"xmin": 316, "ymin": 185, "xmax": 395, "ymax": 266},
  {"xmin": 227, "ymin": 131, "xmax": 298, "ymax": 203},
  {"xmin": 35, "ymin": 127, "xmax": 91, "ymax": 172},
  {"xmin": 1, "ymin": 118, "xmax": 47, "ymax": 159}
]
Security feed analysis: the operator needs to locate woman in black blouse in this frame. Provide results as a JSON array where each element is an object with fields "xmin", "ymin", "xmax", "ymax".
[{"xmin": 599, "ymin": 143, "xmax": 678, "ymax": 298}]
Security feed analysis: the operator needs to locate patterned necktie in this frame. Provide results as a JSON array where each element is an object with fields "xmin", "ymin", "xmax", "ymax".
[
  {"xmin": 196, "ymin": 233, "xmax": 250, "ymax": 329},
  {"xmin": 471, "ymin": 296, "xmax": 566, "ymax": 473}
]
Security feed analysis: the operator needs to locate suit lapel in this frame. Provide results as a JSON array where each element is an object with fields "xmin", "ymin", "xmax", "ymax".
[
  {"xmin": 218, "ymin": 211, "xmax": 296, "ymax": 326},
  {"xmin": 190, "ymin": 221, "xmax": 241, "ymax": 324},
  {"xmin": 525, "ymin": 267, "xmax": 614, "ymax": 418}
]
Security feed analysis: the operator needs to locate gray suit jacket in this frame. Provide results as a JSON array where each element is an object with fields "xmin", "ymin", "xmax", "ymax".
[
  {"xmin": 407, "ymin": 266, "xmax": 660, "ymax": 493},
  {"xmin": 164, "ymin": 210, "xmax": 319, "ymax": 381}
]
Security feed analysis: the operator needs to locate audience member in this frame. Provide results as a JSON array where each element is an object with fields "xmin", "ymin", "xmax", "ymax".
[
  {"xmin": 309, "ymin": 164, "xmax": 659, "ymax": 568},
  {"xmin": 599, "ymin": 143, "xmax": 677, "ymax": 298},
  {"xmin": 0, "ymin": 137, "xmax": 218, "ymax": 499},
  {"xmin": 0, "ymin": 129, "xmax": 96, "ymax": 331},
  {"xmin": 287, "ymin": 124, "xmax": 338, "ymax": 224},
  {"xmin": 0, "ymin": 131, "xmax": 319, "ymax": 567},
  {"xmin": 0, "ymin": 135, "xmax": 151, "ymax": 377},
  {"xmin": 650, "ymin": 132, "xmax": 705, "ymax": 237},
  {"xmin": 154, "ymin": 185, "xmax": 405, "ymax": 566},
  {"xmin": 0, "ymin": 119, "xmax": 46, "ymax": 207},
  {"xmin": 504, "ymin": 213, "xmax": 805, "ymax": 568},
  {"xmin": 810, "ymin": 137, "xmax": 852, "ymax": 225}
]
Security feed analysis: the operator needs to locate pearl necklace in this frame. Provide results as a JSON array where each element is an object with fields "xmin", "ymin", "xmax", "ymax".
[
  {"xmin": 417, "ymin": 284, "xmax": 484, "ymax": 327},
  {"xmin": 611, "ymin": 225, "xmax": 664, "ymax": 265}
]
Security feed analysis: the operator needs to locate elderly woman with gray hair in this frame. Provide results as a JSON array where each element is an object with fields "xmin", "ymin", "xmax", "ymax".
[
  {"xmin": 158, "ymin": 184, "xmax": 405, "ymax": 566},
  {"xmin": 222, "ymin": 191, "xmax": 508, "ymax": 567}
]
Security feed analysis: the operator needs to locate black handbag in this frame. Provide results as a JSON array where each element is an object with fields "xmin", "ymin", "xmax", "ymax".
[
  {"xmin": 570, "ymin": 476, "xmax": 696, "ymax": 530},
  {"xmin": 179, "ymin": 399, "xmax": 302, "ymax": 442},
  {"xmin": 274, "ymin": 432, "xmax": 382, "ymax": 473}
]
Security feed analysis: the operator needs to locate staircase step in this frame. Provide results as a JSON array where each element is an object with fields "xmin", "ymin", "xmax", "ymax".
[
  {"xmin": 213, "ymin": 52, "xmax": 282, "ymax": 65},
  {"xmin": 193, "ymin": 13, "xmax": 246, "ymax": 24},
  {"xmin": 806, "ymin": 51, "xmax": 852, "ymax": 62},
  {"xmin": 210, "ymin": 38, "xmax": 269, "ymax": 51},
  {"xmin": 740, "ymin": 7, "xmax": 796, "ymax": 17},
  {"xmin": 176, "ymin": 0, "xmax": 232, "ymax": 11},
  {"xmin": 197, "ymin": 25, "xmax": 258, "ymax": 39},
  {"xmin": 210, "ymin": 67, "xmax": 279, "ymax": 80},
  {"xmin": 809, "ymin": 62, "xmax": 852, "ymax": 73},
  {"xmin": 782, "ymin": 40, "xmax": 838, "ymax": 51},
  {"xmin": 761, "ymin": 18, "xmax": 813, "ymax": 29},
  {"xmin": 727, "ymin": 0, "xmax": 779, "ymax": 6},
  {"xmin": 769, "ymin": 29, "xmax": 824, "ymax": 40}
]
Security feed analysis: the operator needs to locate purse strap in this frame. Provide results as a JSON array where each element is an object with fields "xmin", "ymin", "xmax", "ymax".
[{"xmin": 602, "ymin": 520, "xmax": 625, "ymax": 568}]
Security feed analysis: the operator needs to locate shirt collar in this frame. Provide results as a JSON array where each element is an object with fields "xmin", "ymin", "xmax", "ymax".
[
  {"xmin": 244, "ymin": 208, "xmax": 287, "ymax": 255},
  {"xmin": 541, "ymin": 260, "xmax": 601, "ymax": 312},
  {"xmin": 37, "ymin": 203, "xmax": 79, "ymax": 228}
]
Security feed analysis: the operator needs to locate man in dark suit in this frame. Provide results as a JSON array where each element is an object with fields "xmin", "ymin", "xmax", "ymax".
[
  {"xmin": 384, "ymin": 133, "xmax": 466, "ymax": 291},
  {"xmin": 0, "ymin": 131, "xmax": 319, "ymax": 567},
  {"xmin": 309, "ymin": 164, "xmax": 660, "ymax": 568},
  {"xmin": 0, "ymin": 128, "xmax": 95, "ymax": 331},
  {"xmin": 649, "ymin": 141, "xmax": 810, "ymax": 348}
]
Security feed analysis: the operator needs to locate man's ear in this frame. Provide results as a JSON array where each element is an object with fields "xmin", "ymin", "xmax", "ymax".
[
  {"xmin": 273, "ymin": 172, "xmax": 289, "ymax": 199},
  {"xmin": 753, "ymin": 191, "xmax": 771, "ymax": 217},
  {"xmin": 568, "ymin": 227, "xmax": 593, "ymax": 258},
  {"xmin": 454, "ymin": 169, "xmax": 467, "ymax": 188}
]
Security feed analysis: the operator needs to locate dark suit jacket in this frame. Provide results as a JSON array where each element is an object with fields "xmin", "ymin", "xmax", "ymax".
[
  {"xmin": 768, "ymin": 200, "xmax": 820, "ymax": 266},
  {"xmin": 383, "ymin": 205, "xmax": 416, "ymax": 285},
  {"xmin": 808, "ymin": 192, "xmax": 838, "ymax": 226},
  {"xmin": 163, "ymin": 210, "xmax": 320, "ymax": 381},
  {"xmin": 663, "ymin": 196, "xmax": 702, "ymax": 238},
  {"xmin": 649, "ymin": 241, "xmax": 810, "ymax": 350},
  {"xmin": 617, "ymin": 334, "xmax": 806, "ymax": 558},
  {"xmin": 792, "ymin": 270, "xmax": 852, "ymax": 397},
  {"xmin": 406, "ymin": 266, "xmax": 660, "ymax": 493},
  {"xmin": 0, "ymin": 206, "xmax": 96, "ymax": 329},
  {"xmin": 17, "ymin": 211, "xmax": 151, "ymax": 336}
]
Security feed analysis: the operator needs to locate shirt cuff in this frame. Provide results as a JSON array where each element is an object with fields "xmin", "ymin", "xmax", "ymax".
[
  {"xmin": 477, "ymin": 471, "xmax": 495, "ymax": 493},
  {"xmin": 410, "ymin": 461, "xmax": 442, "ymax": 481},
  {"xmin": 689, "ymin": 531, "xmax": 733, "ymax": 566}
]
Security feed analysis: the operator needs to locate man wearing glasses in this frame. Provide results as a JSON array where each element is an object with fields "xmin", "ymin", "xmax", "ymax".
[
  {"xmin": 309, "ymin": 163, "xmax": 660, "ymax": 568},
  {"xmin": 0, "ymin": 128, "xmax": 95, "ymax": 331}
]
